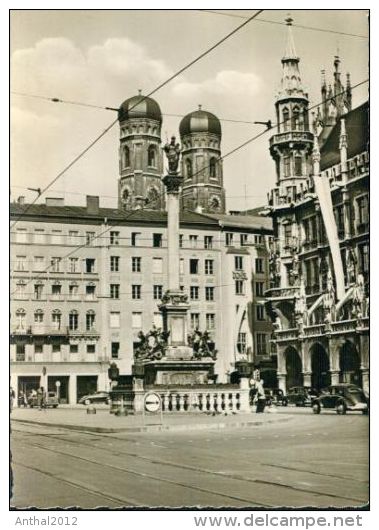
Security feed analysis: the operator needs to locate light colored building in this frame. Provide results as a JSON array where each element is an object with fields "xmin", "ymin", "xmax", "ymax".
[{"xmin": 265, "ymin": 18, "xmax": 369, "ymax": 393}]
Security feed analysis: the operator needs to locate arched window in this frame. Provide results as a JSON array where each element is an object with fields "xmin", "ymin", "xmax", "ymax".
[
  {"xmin": 147, "ymin": 187, "xmax": 159, "ymax": 207},
  {"xmin": 69, "ymin": 310, "xmax": 79, "ymax": 331},
  {"xmin": 86, "ymin": 310, "xmax": 96, "ymax": 331},
  {"xmin": 186, "ymin": 159, "xmax": 193, "ymax": 179},
  {"xmin": 209, "ymin": 157, "xmax": 217, "ymax": 179},
  {"xmin": 15, "ymin": 308, "xmax": 26, "ymax": 330},
  {"xmin": 122, "ymin": 146, "xmax": 130, "ymax": 168},
  {"xmin": 282, "ymin": 108, "xmax": 290, "ymax": 131},
  {"xmin": 292, "ymin": 106, "xmax": 300, "ymax": 130},
  {"xmin": 148, "ymin": 145, "xmax": 157, "ymax": 167}
]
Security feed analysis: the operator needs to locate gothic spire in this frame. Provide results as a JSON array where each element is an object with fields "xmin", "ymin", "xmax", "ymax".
[{"xmin": 277, "ymin": 16, "xmax": 307, "ymax": 102}]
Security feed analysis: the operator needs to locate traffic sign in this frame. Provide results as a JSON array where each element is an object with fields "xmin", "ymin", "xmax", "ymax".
[
  {"xmin": 144, "ymin": 392, "xmax": 161, "ymax": 413},
  {"xmin": 55, "ymin": 381, "xmax": 61, "ymax": 388}
]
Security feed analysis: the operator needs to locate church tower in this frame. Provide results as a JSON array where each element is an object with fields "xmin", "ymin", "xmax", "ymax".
[
  {"xmin": 117, "ymin": 91, "xmax": 165, "ymax": 210},
  {"xmin": 179, "ymin": 106, "xmax": 226, "ymax": 213},
  {"xmin": 269, "ymin": 17, "xmax": 313, "ymax": 197}
]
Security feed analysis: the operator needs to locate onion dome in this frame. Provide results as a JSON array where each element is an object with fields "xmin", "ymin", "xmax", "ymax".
[
  {"xmin": 118, "ymin": 91, "xmax": 162, "ymax": 122},
  {"xmin": 179, "ymin": 106, "xmax": 221, "ymax": 137}
]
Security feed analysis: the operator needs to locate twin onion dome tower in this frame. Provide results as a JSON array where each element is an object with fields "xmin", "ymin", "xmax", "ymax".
[{"xmin": 117, "ymin": 90, "xmax": 226, "ymax": 214}]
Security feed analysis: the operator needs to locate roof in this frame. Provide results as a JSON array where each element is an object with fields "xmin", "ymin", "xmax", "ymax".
[
  {"xmin": 201, "ymin": 212, "xmax": 273, "ymax": 231},
  {"xmin": 320, "ymin": 102, "xmax": 369, "ymax": 171},
  {"xmin": 179, "ymin": 109, "xmax": 221, "ymax": 137},
  {"xmin": 118, "ymin": 94, "xmax": 162, "ymax": 123}
]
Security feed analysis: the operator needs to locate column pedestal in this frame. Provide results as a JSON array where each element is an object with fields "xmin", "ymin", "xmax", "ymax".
[
  {"xmin": 302, "ymin": 372, "xmax": 312, "ymax": 387},
  {"xmin": 277, "ymin": 373, "xmax": 287, "ymax": 394},
  {"xmin": 330, "ymin": 370, "xmax": 340, "ymax": 386}
]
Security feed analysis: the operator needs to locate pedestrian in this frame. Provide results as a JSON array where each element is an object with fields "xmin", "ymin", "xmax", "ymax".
[
  {"xmin": 37, "ymin": 387, "xmax": 43, "ymax": 410},
  {"xmin": 41, "ymin": 387, "xmax": 47, "ymax": 411},
  {"xmin": 255, "ymin": 379, "xmax": 266, "ymax": 413},
  {"xmin": 10, "ymin": 387, "xmax": 15, "ymax": 412}
]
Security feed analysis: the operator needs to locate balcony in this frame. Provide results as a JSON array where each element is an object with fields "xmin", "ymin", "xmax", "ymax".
[
  {"xmin": 330, "ymin": 320, "xmax": 356, "ymax": 334},
  {"xmin": 304, "ymin": 324, "xmax": 326, "ymax": 337},
  {"xmin": 265, "ymin": 286, "xmax": 298, "ymax": 301},
  {"xmin": 269, "ymin": 131, "xmax": 313, "ymax": 148},
  {"xmin": 275, "ymin": 328, "xmax": 298, "ymax": 342}
]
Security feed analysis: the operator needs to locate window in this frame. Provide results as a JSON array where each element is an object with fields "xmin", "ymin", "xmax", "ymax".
[
  {"xmin": 16, "ymin": 343, "xmax": 25, "ymax": 361},
  {"xmin": 34, "ymin": 310, "xmax": 44, "ymax": 324},
  {"xmin": 334, "ymin": 206, "xmax": 344, "ymax": 239},
  {"xmin": 109, "ymin": 311, "xmax": 120, "ymax": 328},
  {"xmin": 204, "ymin": 236, "xmax": 213, "ymax": 249},
  {"xmin": 69, "ymin": 311, "xmax": 79, "ymax": 331},
  {"xmin": 85, "ymin": 258, "xmax": 95, "ymax": 273},
  {"xmin": 294, "ymin": 155, "xmax": 302, "ymax": 176},
  {"xmin": 34, "ymin": 343, "xmax": 43, "ymax": 354},
  {"xmin": 226, "ymin": 233, "xmax": 234, "ymax": 246},
  {"xmin": 356, "ymin": 195, "xmax": 369, "ymax": 226},
  {"xmin": 282, "ymin": 108, "xmax": 290, "ymax": 130},
  {"xmin": 110, "ymin": 284, "xmax": 120, "ymax": 299},
  {"xmin": 15, "ymin": 309, "xmax": 26, "ymax": 330},
  {"xmin": 34, "ymin": 283, "xmax": 44, "ymax": 300},
  {"xmin": 284, "ymin": 224, "xmax": 292, "ymax": 247},
  {"xmin": 255, "ymin": 282, "xmax": 265, "ymax": 297},
  {"xmin": 153, "ymin": 285, "xmax": 163, "ymax": 300},
  {"xmin": 235, "ymin": 280, "xmax": 245, "ymax": 295},
  {"xmin": 69, "ymin": 258, "xmax": 78, "ymax": 273},
  {"xmin": 153, "ymin": 233, "xmax": 163, "ymax": 247},
  {"xmin": 69, "ymin": 231, "xmax": 79, "ymax": 244},
  {"xmin": 33, "ymin": 256, "xmax": 45, "ymax": 272},
  {"xmin": 122, "ymin": 146, "xmax": 130, "ymax": 168},
  {"xmin": 148, "ymin": 145, "xmax": 157, "ymax": 167},
  {"xmin": 33, "ymin": 229, "xmax": 45, "ymax": 244},
  {"xmin": 189, "ymin": 235, "xmax": 198, "ymax": 248},
  {"xmin": 206, "ymin": 313, "xmax": 215, "ymax": 330},
  {"xmin": 110, "ymin": 256, "xmax": 120, "ymax": 272},
  {"xmin": 235, "ymin": 256, "xmax": 244, "ymax": 270},
  {"xmin": 179, "ymin": 234, "xmax": 183, "ymax": 248},
  {"xmin": 152, "ymin": 257, "xmax": 163, "ymax": 274},
  {"xmin": 205, "ymin": 259, "xmax": 214, "ymax": 275},
  {"xmin": 15, "ymin": 281, "xmax": 26, "ymax": 299},
  {"xmin": 15, "ymin": 256, "xmax": 27, "ymax": 271},
  {"xmin": 190, "ymin": 286, "xmax": 199, "ymax": 300},
  {"xmin": 132, "ymin": 312, "xmax": 142, "ymax": 328},
  {"xmin": 69, "ymin": 283, "xmax": 79, "ymax": 299},
  {"xmin": 86, "ymin": 311, "xmax": 96, "ymax": 331},
  {"xmin": 237, "ymin": 332, "xmax": 247, "ymax": 354},
  {"xmin": 256, "ymin": 333, "xmax": 267, "ymax": 356},
  {"xmin": 70, "ymin": 344, "xmax": 78, "ymax": 354},
  {"xmin": 190, "ymin": 259, "xmax": 199, "ymax": 274},
  {"xmin": 132, "ymin": 285, "xmax": 141, "ymax": 300},
  {"xmin": 240, "ymin": 234, "xmax": 248, "ymax": 246},
  {"xmin": 16, "ymin": 228, "xmax": 27, "ymax": 243},
  {"xmin": 51, "ymin": 230, "xmax": 62, "ymax": 244},
  {"xmin": 132, "ymin": 257, "xmax": 141, "ymax": 272},
  {"xmin": 358, "ymin": 244, "xmax": 369, "ymax": 275},
  {"xmin": 52, "ymin": 343, "xmax": 61, "ymax": 354},
  {"xmin": 87, "ymin": 344, "xmax": 96, "ymax": 354},
  {"xmin": 111, "ymin": 342, "xmax": 120, "ymax": 359},
  {"xmin": 52, "ymin": 311, "xmax": 61, "ymax": 330},
  {"xmin": 190, "ymin": 313, "xmax": 200, "ymax": 330},
  {"xmin": 254, "ymin": 235, "xmax": 264, "ymax": 245},
  {"xmin": 209, "ymin": 157, "xmax": 217, "ymax": 178},
  {"xmin": 110, "ymin": 231, "xmax": 120, "ymax": 245},
  {"xmin": 205, "ymin": 286, "xmax": 215, "ymax": 301},
  {"xmin": 284, "ymin": 156, "xmax": 290, "ymax": 177},
  {"xmin": 255, "ymin": 258, "xmax": 264, "ymax": 274},
  {"xmin": 256, "ymin": 305, "xmax": 265, "ymax": 320},
  {"xmin": 50, "ymin": 257, "xmax": 61, "ymax": 273},
  {"xmin": 185, "ymin": 159, "xmax": 192, "ymax": 179},
  {"xmin": 51, "ymin": 284, "xmax": 62, "ymax": 298},
  {"xmin": 131, "ymin": 232, "xmax": 140, "ymax": 247},
  {"xmin": 86, "ymin": 232, "xmax": 95, "ymax": 246}
]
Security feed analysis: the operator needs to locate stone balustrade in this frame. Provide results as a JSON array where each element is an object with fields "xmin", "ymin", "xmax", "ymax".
[
  {"xmin": 156, "ymin": 388, "xmax": 242, "ymax": 414},
  {"xmin": 304, "ymin": 324, "xmax": 326, "ymax": 337},
  {"xmin": 331, "ymin": 319, "xmax": 357, "ymax": 334},
  {"xmin": 265, "ymin": 286, "xmax": 299, "ymax": 300},
  {"xmin": 275, "ymin": 328, "xmax": 298, "ymax": 341}
]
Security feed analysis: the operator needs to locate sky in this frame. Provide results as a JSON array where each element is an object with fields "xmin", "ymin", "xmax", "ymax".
[{"xmin": 10, "ymin": 9, "xmax": 369, "ymax": 212}]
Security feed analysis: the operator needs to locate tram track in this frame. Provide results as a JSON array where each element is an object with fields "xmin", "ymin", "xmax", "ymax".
[{"xmin": 13, "ymin": 426, "xmax": 366, "ymax": 506}]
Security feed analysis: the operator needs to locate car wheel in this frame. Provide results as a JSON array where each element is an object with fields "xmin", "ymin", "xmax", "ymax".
[
  {"xmin": 282, "ymin": 398, "xmax": 288, "ymax": 407},
  {"xmin": 84, "ymin": 398, "xmax": 91, "ymax": 405},
  {"xmin": 53, "ymin": 405, "xmax": 58, "ymax": 408},
  {"xmin": 336, "ymin": 402, "xmax": 347, "ymax": 415},
  {"xmin": 312, "ymin": 402, "xmax": 321, "ymax": 414}
]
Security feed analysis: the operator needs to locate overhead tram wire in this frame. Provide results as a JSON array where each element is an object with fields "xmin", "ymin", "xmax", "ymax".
[
  {"xmin": 10, "ymin": 91, "xmax": 268, "ymax": 126},
  {"xmin": 10, "ymin": 9, "xmax": 264, "ymax": 229},
  {"xmin": 197, "ymin": 10, "xmax": 368, "ymax": 39},
  {"xmin": 10, "ymin": 77, "xmax": 368, "ymax": 290}
]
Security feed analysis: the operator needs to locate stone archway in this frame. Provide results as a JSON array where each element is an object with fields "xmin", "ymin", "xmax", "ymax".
[
  {"xmin": 284, "ymin": 346, "xmax": 302, "ymax": 389},
  {"xmin": 310, "ymin": 342, "xmax": 330, "ymax": 391},
  {"xmin": 339, "ymin": 341, "xmax": 362, "ymax": 387},
  {"xmin": 275, "ymin": 302, "xmax": 295, "ymax": 330}
]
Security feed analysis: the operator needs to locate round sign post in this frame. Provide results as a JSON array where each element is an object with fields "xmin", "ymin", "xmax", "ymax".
[
  {"xmin": 143, "ymin": 392, "xmax": 163, "ymax": 426},
  {"xmin": 55, "ymin": 380, "xmax": 61, "ymax": 402}
]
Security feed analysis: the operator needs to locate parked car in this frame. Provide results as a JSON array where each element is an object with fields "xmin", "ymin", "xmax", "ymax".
[
  {"xmin": 282, "ymin": 386, "xmax": 319, "ymax": 407},
  {"xmin": 264, "ymin": 388, "xmax": 285, "ymax": 406},
  {"xmin": 312, "ymin": 384, "xmax": 368, "ymax": 415},
  {"xmin": 28, "ymin": 391, "xmax": 59, "ymax": 408},
  {"xmin": 78, "ymin": 391, "xmax": 110, "ymax": 405}
]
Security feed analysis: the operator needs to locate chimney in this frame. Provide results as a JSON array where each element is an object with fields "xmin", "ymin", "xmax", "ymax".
[
  {"xmin": 86, "ymin": 195, "xmax": 100, "ymax": 214},
  {"xmin": 46, "ymin": 197, "xmax": 64, "ymax": 206},
  {"xmin": 17, "ymin": 196, "xmax": 25, "ymax": 205}
]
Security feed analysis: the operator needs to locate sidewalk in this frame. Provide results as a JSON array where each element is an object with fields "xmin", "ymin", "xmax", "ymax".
[{"xmin": 11, "ymin": 406, "xmax": 291, "ymax": 433}]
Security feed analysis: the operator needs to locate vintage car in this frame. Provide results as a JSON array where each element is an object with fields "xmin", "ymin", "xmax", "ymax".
[
  {"xmin": 282, "ymin": 386, "xmax": 319, "ymax": 407},
  {"xmin": 28, "ymin": 391, "xmax": 59, "ymax": 408},
  {"xmin": 312, "ymin": 384, "xmax": 369, "ymax": 415},
  {"xmin": 78, "ymin": 391, "xmax": 110, "ymax": 405},
  {"xmin": 264, "ymin": 388, "xmax": 285, "ymax": 406}
]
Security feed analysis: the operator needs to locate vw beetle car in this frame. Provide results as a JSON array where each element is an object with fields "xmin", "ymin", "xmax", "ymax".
[
  {"xmin": 282, "ymin": 386, "xmax": 318, "ymax": 407},
  {"xmin": 78, "ymin": 391, "xmax": 110, "ymax": 405},
  {"xmin": 312, "ymin": 384, "xmax": 368, "ymax": 415}
]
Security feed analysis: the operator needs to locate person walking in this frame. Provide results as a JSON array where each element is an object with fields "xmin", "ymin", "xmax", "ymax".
[
  {"xmin": 37, "ymin": 387, "xmax": 43, "ymax": 410},
  {"xmin": 255, "ymin": 379, "xmax": 266, "ymax": 413}
]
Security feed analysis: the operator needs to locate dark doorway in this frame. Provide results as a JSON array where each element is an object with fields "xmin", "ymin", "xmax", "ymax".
[
  {"xmin": 18, "ymin": 376, "xmax": 41, "ymax": 398},
  {"xmin": 311, "ymin": 343, "xmax": 330, "ymax": 390},
  {"xmin": 77, "ymin": 375, "xmax": 98, "ymax": 403},
  {"xmin": 339, "ymin": 342, "xmax": 362, "ymax": 387},
  {"xmin": 285, "ymin": 347, "xmax": 302, "ymax": 389},
  {"xmin": 48, "ymin": 375, "xmax": 70, "ymax": 404}
]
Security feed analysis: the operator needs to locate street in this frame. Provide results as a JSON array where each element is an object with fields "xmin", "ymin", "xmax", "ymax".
[{"xmin": 11, "ymin": 409, "xmax": 368, "ymax": 509}]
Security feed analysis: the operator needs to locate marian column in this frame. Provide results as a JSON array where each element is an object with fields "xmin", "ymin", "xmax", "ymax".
[{"xmin": 160, "ymin": 137, "xmax": 192, "ymax": 354}]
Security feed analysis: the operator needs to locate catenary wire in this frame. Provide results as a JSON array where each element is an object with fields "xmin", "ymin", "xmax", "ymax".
[{"xmin": 10, "ymin": 9, "xmax": 264, "ymax": 229}]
